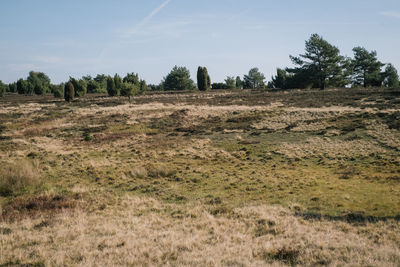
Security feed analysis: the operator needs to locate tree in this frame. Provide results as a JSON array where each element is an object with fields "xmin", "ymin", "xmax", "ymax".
[
  {"xmin": 106, "ymin": 76, "xmax": 118, "ymax": 96},
  {"xmin": 139, "ymin": 80, "xmax": 147, "ymax": 94},
  {"xmin": 51, "ymin": 84, "xmax": 64, "ymax": 98},
  {"xmin": 17, "ymin": 78, "xmax": 32, "ymax": 95},
  {"xmin": 383, "ymin": 64, "xmax": 399, "ymax": 87},
  {"xmin": 212, "ymin": 83, "xmax": 229, "ymax": 90},
  {"xmin": 197, "ymin": 67, "xmax": 205, "ymax": 91},
  {"xmin": 0, "ymin": 80, "xmax": 5, "ymax": 97},
  {"xmin": 114, "ymin": 74, "xmax": 122, "ymax": 92},
  {"xmin": 94, "ymin": 74, "xmax": 108, "ymax": 91},
  {"xmin": 123, "ymin": 73, "xmax": 140, "ymax": 85},
  {"xmin": 121, "ymin": 82, "xmax": 138, "ymax": 101},
  {"xmin": 27, "ymin": 71, "xmax": 51, "ymax": 95},
  {"xmin": 206, "ymin": 69, "xmax": 211, "ymax": 90},
  {"xmin": 163, "ymin": 66, "xmax": 195, "ymax": 91},
  {"xmin": 8, "ymin": 83, "xmax": 17, "ymax": 93},
  {"xmin": 64, "ymin": 82, "xmax": 74, "ymax": 102},
  {"xmin": 352, "ymin": 47, "xmax": 384, "ymax": 87},
  {"xmin": 235, "ymin": 76, "xmax": 243, "ymax": 89},
  {"xmin": 270, "ymin": 68, "xmax": 289, "ymax": 89},
  {"xmin": 197, "ymin": 67, "xmax": 211, "ymax": 91},
  {"xmin": 243, "ymin": 68, "xmax": 265, "ymax": 89},
  {"xmin": 69, "ymin": 78, "xmax": 87, "ymax": 97},
  {"xmin": 225, "ymin": 76, "xmax": 236, "ymax": 89},
  {"xmin": 288, "ymin": 34, "xmax": 344, "ymax": 90},
  {"xmin": 87, "ymin": 80, "xmax": 100, "ymax": 93}
]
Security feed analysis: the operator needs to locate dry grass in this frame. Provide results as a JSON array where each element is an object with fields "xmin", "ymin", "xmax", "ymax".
[
  {"xmin": 0, "ymin": 196, "xmax": 399, "ymax": 266},
  {"xmin": 1, "ymin": 88, "xmax": 399, "ymax": 266},
  {"xmin": 0, "ymin": 160, "xmax": 40, "ymax": 197},
  {"xmin": 275, "ymin": 137, "xmax": 386, "ymax": 159}
]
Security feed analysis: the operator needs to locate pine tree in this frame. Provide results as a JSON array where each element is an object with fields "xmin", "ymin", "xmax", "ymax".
[
  {"xmin": 235, "ymin": 76, "xmax": 242, "ymax": 89},
  {"xmin": 197, "ymin": 67, "xmax": 204, "ymax": 91},
  {"xmin": 106, "ymin": 76, "xmax": 118, "ymax": 96},
  {"xmin": 289, "ymin": 34, "xmax": 344, "ymax": 90},
  {"xmin": 204, "ymin": 67, "xmax": 211, "ymax": 91},
  {"xmin": 64, "ymin": 81, "xmax": 74, "ymax": 102},
  {"xmin": 139, "ymin": 80, "xmax": 147, "ymax": 94},
  {"xmin": 163, "ymin": 66, "xmax": 195, "ymax": 91},
  {"xmin": 114, "ymin": 74, "xmax": 122, "ymax": 94},
  {"xmin": 383, "ymin": 64, "xmax": 399, "ymax": 87},
  {"xmin": 352, "ymin": 47, "xmax": 384, "ymax": 87},
  {"xmin": 243, "ymin": 68, "xmax": 265, "ymax": 89},
  {"xmin": 197, "ymin": 67, "xmax": 211, "ymax": 91},
  {"xmin": 0, "ymin": 80, "xmax": 5, "ymax": 97}
]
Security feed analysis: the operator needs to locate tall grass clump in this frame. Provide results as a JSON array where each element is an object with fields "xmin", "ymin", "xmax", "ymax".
[{"xmin": 0, "ymin": 160, "xmax": 40, "ymax": 197}]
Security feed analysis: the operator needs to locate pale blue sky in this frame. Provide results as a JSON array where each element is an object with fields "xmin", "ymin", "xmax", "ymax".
[{"xmin": 1, "ymin": 0, "xmax": 399, "ymax": 84}]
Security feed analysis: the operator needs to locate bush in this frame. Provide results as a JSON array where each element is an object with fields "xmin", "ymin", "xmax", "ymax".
[
  {"xmin": 52, "ymin": 84, "xmax": 64, "ymax": 98},
  {"xmin": 107, "ymin": 76, "xmax": 119, "ymax": 96},
  {"xmin": 0, "ymin": 160, "xmax": 40, "ymax": 197},
  {"xmin": 64, "ymin": 82, "xmax": 74, "ymax": 102},
  {"xmin": 0, "ymin": 80, "xmax": 5, "ymax": 97},
  {"xmin": 70, "ymin": 78, "xmax": 87, "ymax": 97}
]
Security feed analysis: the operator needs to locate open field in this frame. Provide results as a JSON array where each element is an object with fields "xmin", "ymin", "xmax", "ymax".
[{"xmin": 1, "ymin": 88, "xmax": 400, "ymax": 266}]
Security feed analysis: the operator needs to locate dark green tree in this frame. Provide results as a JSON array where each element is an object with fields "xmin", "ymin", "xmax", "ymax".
[
  {"xmin": 352, "ymin": 47, "xmax": 384, "ymax": 87},
  {"xmin": 94, "ymin": 74, "xmax": 108, "ymax": 91},
  {"xmin": 87, "ymin": 80, "xmax": 101, "ymax": 93},
  {"xmin": 270, "ymin": 68, "xmax": 289, "ymax": 89},
  {"xmin": 8, "ymin": 83, "xmax": 17, "ymax": 93},
  {"xmin": 225, "ymin": 76, "xmax": 236, "ymax": 89},
  {"xmin": 243, "ymin": 68, "xmax": 265, "ymax": 89},
  {"xmin": 114, "ymin": 74, "xmax": 122, "ymax": 93},
  {"xmin": 121, "ymin": 82, "xmax": 138, "ymax": 101},
  {"xmin": 106, "ymin": 76, "xmax": 118, "ymax": 96},
  {"xmin": 289, "ymin": 34, "xmax": 344, "ymax": 90},
  {"xmin": 205, "ymin": 68, "xmax": 211, "ymax": 90},
  {"xmin": 69, "ymin": 78, "xmax": 87, "ymax": 97},
  {"xmin": 163, "ymin": 66, "xmax": 195, "ymax": 91},
  {"xmin": 51, "ymin": 84, "xmax": 64, "ymax": 98},
  {"xmin": 211, "ymin": 83, "xmax": 229, "ymax": 90},
  {"xmin": 235, "ymin": 76, "xmax": 243, "ymax": 89},
  {"xmin": 64, "ymin": 81, "xmax": 74, "ymax": 102},
  {"xmin": 82, "ymin": 75, "xmax": 92, "ymax": 82},
  {"xmin": 197, "ymin": 67, "xmax": 211, "ymax": 91},
  {"xmin": 383, "ymin": 64, "xmax": 399, "ymax": 87},
  {"xmin": 27, "ymin": 71, "xmax": 51, "ymax": 95},
  {"xmin": 197, "ymin": 67, "xmax": 205, "ymax": 91},
  {"xmin": 16, "ymin": 78, "xmax": 32, "ymax": 94},
  {"xmin": 0, "ymin": 80, "xmax": 5, "ymax": 97},
  {"xmin": 139, "ymin": 80, "xmax": 147, "ymax": 94},
  {"xmin": 123, "ymin": 73, "xmax": 140, "ymax": 85}
]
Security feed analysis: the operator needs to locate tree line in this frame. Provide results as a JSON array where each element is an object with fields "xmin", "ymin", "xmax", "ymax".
[{"xmin": 1, "ymin": 33, "xmax": 398, "ymax": 99}]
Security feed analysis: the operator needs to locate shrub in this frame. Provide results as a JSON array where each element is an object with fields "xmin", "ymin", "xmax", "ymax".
[
  {"xmin": 0, "ymin": 80, "xmax": 5, "ymax": 97},
  {"xmin": 52, "ymin": 84, "xmax": 64, "ymax": 98},
  {"xmin": 0, "ymin": 160, "xmax": 40, "ymax": 197},
  {"xmin": 107, "ymin": 76, "xmax": 119, "ymax": 96},
  {"xmin": 64, "ymin": 81, "xmax": 74, "ymax": 102}
]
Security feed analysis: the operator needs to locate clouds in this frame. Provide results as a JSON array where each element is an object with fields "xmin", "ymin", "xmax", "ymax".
[{"xmin": 379, "ymin": 11, "xmax": 400, "ymax": 19}]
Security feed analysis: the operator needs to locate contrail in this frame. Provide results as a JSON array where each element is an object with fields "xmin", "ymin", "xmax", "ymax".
[
  {"xmin": 126, "ymin": 0, "xmax": 172, "ymax": 37},
  {"xmin": 98, "ymin": 0, "xmax": 172, "ymax": 60}
]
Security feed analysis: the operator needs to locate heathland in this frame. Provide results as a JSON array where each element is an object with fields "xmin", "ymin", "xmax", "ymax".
[{"xmin": 0, "ymin": 88, "xmax": 399, "ymax": 266}]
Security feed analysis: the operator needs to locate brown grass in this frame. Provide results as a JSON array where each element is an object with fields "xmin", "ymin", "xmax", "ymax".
[
  {"xmin": 0, "ymin": 196, "xmax": 399, "ymax": 266},
  {"xmin": 0, "ymin": 160, "xmax": 40, "ymax": 197}
]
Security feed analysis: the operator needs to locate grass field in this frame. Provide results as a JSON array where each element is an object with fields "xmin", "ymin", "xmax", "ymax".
[{"xmin": 1, "ymin": 88, "xmax": 400, "ymax": 266}]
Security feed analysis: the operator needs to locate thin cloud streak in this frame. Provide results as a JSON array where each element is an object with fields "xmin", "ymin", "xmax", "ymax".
[
  {"xmin": 379, "ymin": 11, "xmax": 400, "ymax": 19},
  {"xmin": 123, "ymin": 0, "xmax": 172, "ymax": 38}
]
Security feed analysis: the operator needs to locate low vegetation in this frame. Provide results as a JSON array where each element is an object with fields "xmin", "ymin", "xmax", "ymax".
[{"xmin": 0, "ymin": 87, "xmax": 399, "ymax": 265}]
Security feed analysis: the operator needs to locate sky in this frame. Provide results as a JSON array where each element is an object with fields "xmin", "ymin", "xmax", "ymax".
[{"xmin": 1, "ymin": 0, "xmax": 400, "ymax": 84}]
